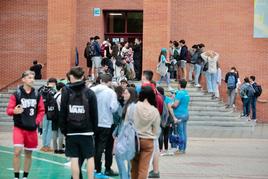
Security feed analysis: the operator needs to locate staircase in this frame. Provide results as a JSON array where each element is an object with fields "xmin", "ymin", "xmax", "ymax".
[
  {"xmin": 0, "ymin": 80, "xmax": 47, "ymax": 126},
  {"xmin": 0, "ymin": 80, "xmax": 255, "ymax": 128},
  {"xmin": 158, "ymin": 82, "xmax": 255, "ymax": 127}
]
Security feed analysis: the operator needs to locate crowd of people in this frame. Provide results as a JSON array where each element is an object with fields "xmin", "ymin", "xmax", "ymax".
[{"xmin": 7, "ymin": 36, "xmax": 262, "ymax": 179}]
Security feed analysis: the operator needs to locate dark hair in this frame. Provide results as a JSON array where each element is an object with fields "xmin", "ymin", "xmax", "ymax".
[
  {"xmin": 129, "ymin": 83, "xmax": 136, "ymax": 88},
  {"xmin": 159, "ymin": 50, "xmax": 167, "ymax": 62},
  {"xmin": 231, "ymin": 67, "xmax": 237, "ymax": 71},
  {"xmin": 33, "ymin": 60, "xmax": 38, "ymax": 65},
  {"xmin": 68, "ymin": 66, "xmax": 85, "ymax": 79},
  {"xmin": 179, "ymin": 39, "xmax": 185, "ymax": 44},
  {"xmin": 143, "ymin": 70, "xmax": 154, "ymax": 81},
  {"xmin": 139, "ymin": 86, "xmax": 156, "ymax": 107},
  {"xmin": 192, "ymin": 44, "xmax": 198, "ymax": 49},
  {"xmin": 250, "ymin": 76, "xmax": 256, "ymax": 81},
  {"xmin": 179, "ymin": 79, "xmax": 187, "ymax": 88},
  {"xmin": 173, "ymin": 41, "xmax": 179, "ymax": 47},
  {"xmin": 120, "ymin": 79, "xmax": 128, "ymax": 84},
  {"xmin": 156, "ymin": 86, "xmax": 165, "ymax": 96},
  {"xmin": 114, "ymin": 85, "xmax": 124, "ymax": 102},
  {"xmin": 94, "ymin": 36, "xmax": 100, "ymax": 40},
  {"xmin": 122, "ymin": 87, "xmax": 137, "ymax": 119},
  {"xmin": 169, "ymin": 40, "xmax": 173, "ymax": 44},
  {"xmin": 56, "ymin": 82, "xmax": 65, "ymax": 91},
  {"xmin": 244, "ymin": 77, "xmax": 250, "ymax": 83},
  {"xmin": 90, "ymin": 37, "xmax": 94, "ymax": 41},
  {"xmin": 100, "ymin": 73, "xmax": 112, "ymax": 83},
  {"xmin": 47, "ymin": 78, "xmax": 57, "ymax": 84},
  {"xmin": 198, "ymin": 43, "xmax": 205, "ymax": 48}
]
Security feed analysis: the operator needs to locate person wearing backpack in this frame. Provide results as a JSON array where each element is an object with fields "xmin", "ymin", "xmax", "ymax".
[
  {"xmin": 129, "ymin": 86, "xmax": 160, "ymax": 179},
  {"xmin": 178, "ymin": 40, "xmax": 188, "ymax": 80},
  {"xmin": 239, "ymin": 77, "xmax": 255, "ymax": 118},
  {"xmin": 194, "ymin": 43, "xmax": 205, "ymax": 88},
  {"xmin": 6, "ymin": 70, "xmax": 45, "ymax": 179},
  {"xmin": 84, "ymin": 37, "xmax": 94, "ymax": 79},
  {"xmin": 39, "ymin": 78, "xmax": 58, "ymax": 152},
  {"xmin": 114, "ymin": 87, "xmax": 137, "ymax": 179},
  {"xmin": 91, "ymin": 36, "xmax": 102, "ymax": 80},
  {"xmin": 91, "ymin": 74, "xmax": 119, "ymax": 178},
  {"xmin": 172, "ymin": 79, "xmax": 190, "ymax": 154},
  {"xmin": 225, "ymin": 67, "xmax": 238, "ymax": 108},
  {"xmin": 59, "ymin": 66, "xmax": 98, "ymax": 179},
  {"xmin": 250, "ymin": 76, "xmax": 262, "ymax": 121},
  {"xmin": 52, "ymin": 82, "xmax": 65, "ymax": 154}
]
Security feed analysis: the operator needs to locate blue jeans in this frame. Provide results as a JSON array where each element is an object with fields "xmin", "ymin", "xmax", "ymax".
[
  {"xmin": 242, "ymin": 98, "xmax": 250, "ymax": 116},
  {"xmin": 115, "ymin": 155, "xmax": 131, "ymax": 179},
  {"xmin": 205, "ymin": 72, "xmax": 217, "ymax": 93},
  {"xmin": 158, "ymin": 72, "xmax": 170, "ymax": 86},
  {"xmin": 194, "ymin": 64, "xmax": 202, "ymax": 85},
  {"xmin": 251, "ymin": 97, "xmax": 257, "ymax": 119},
  {"xmin": 42, "ymin": 115, "xmax": 52, "ymax": 147},
  {"xmin": 176, "ymin": 115, "xmax": 189, "ymax": 152}
]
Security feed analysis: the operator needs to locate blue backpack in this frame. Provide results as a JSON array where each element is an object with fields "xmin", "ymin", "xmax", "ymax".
[
  {"xmin": 227, "ymin": 74, "xmax": 236, "ymax": 89},
  {"xmin": 115, "ymin": 104, "xmax": 140, "ymax": 160}
]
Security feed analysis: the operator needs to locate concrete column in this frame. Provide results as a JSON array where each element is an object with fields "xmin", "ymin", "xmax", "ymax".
[
  {"xmin": 47, "ymin": 0, "xmax": 77, "ymax": 78},
  {"xmin": 142, "ymin": 0, "xmax": 171, "ymax": 80}
]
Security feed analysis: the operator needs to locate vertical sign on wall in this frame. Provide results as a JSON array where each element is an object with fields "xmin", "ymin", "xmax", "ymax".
[{"xmin": 93, "ymin": 8, "xmax": 101, "ymax": 16}]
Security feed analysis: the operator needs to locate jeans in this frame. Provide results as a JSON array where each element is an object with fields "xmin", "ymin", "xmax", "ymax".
[
  {"xmin": 115, "ymin": 155, "xmax": 131, "ymax": 179},
  {"xmin": 242, "ymin": 98, "xmax": 250, "ymax": 116},
  {"xmin": 194, "ymin": 64, "xmax": 202, "ymax": 85},
  {"xmin": 52, "ymin": 129, "xmax": 63, "ymax": 150},
  {"xmin": 251, "ymin": 97, "xmax": 257, "ymax": 119},
  {"xmin": 158, "ymin": 72, "xmax": 170, "ymax": 86},
  {"xmin": 227, "ymin": 88, "xmax": 236, "ymax": 107},
  {"xmin": 188, "ymin": 64, "xmax": 195, "ymax": 81},
  {"xmin": 42, "ymin": 115, "xmax": 52, "ymax": 147},
  {"xmin": 176, "ymin": 115, "xmax": 189, "ymax": 152},
  {"xmin": 205, "ymin": 72, "xmax": 217, "ymax": 93}
]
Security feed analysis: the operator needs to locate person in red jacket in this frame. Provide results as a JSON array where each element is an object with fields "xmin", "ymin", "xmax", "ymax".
[{"xmin": 6, "ymin": 70, "xmax": 45, "ymax": 179}]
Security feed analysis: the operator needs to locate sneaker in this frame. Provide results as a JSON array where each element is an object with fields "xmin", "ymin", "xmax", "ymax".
[
  {"xmin": 58, "ymin": 149, "xmax": 65, "ymax": 154},
  {"xmin": 148, "ymin": 170, "xmax": 160, "ymax": 178},
  {"xmin": 105, "ymin": 169, "xmax": 119, "ymax": 176},
  {"xmin": 94, "ymin": 173, "xmax": 109, "ymax": 179},
  {"xmin": 54, "ymin": 150, "xmax": 59, "ymax": 154},
  {"xmin": 194, "ymin": 84, "xmax": 201, "ymax": 88}
]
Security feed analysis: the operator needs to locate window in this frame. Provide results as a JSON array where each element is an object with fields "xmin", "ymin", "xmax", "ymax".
[
  {"xmin": 127, "ymin": 12, "xmax": 143, "ymax": 33},
  {"xmin": 107, "ymin": 12, "xmax": 125, "ymax": 33}
]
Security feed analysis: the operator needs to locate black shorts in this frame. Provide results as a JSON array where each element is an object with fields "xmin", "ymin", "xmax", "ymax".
[
  {"xmin": 65, "ymin": 135, "xmax": 95, "ymax": 159},
  {"xmin": 87, "ymin": 59, "xmax": 92, "ymax": 68}
]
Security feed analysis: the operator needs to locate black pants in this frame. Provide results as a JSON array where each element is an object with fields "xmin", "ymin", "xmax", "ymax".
[
  {"xmin": 105, "ymin": 125, "xmax": 115, "ymax": 171},
  {"xmin": 94, "ymin": 127, "xmax": 111, "ymax": 173},
  {"xmin": 158, "ymin": 126, "xmax": 170, "ymax": 151},
  {"xmin": 134, "ymin": 61, "xmax": 142, "ymax": 80}
]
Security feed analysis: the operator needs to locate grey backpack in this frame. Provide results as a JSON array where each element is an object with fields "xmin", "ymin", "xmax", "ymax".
[{"xmin": 115, "ymin": 103, "xmax": 140, "ymax": 160}]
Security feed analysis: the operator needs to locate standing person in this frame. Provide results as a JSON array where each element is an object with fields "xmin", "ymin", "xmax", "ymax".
[
  {"xmin": 172, "ymin": 79, "xmax": 190, "ymax": 153},
  {"xmin": 157, "ymin": 48, "xmax": 173, "ymax": 90},
  {"xmin": 214, "ymin": 62, "xmax": 222, "ymax": 99},
  {"xmin": 225, "ymin": 67, "xmax": 238, "ymax": 109},
  {"xmin": 195, "ymin": 43, "xmax": 205, "ymax": 87},
  {"xmin": 52, "ymin": 82, "xmax": 65, "ymax": 154},
  {"xmin": 91, "ymin": 36, "xmax": 102, "ymax": 80},
  {"xmin": 6, "ymin": 70, "xmax": 45, "ymax": 179},
  {"xmin": 189, "ymin": 45, "xmax": 199, "ymax": 84},
  {"xmin": 59, "ymin": 66, "xmax": 98, "ymax": 179},
  {"xmin": 133, "ymin": 38, "xmax": 142, "ymax": 80},
  {"xmin": 250, "ymin": 76, "xmax": 262, "ymax": 121},
  {"xmin": 130, "ymin": 86, "xmax": 161, "ymax": 179},
  {"xmin": 173, "ymin": 41, "xmax": 182, "ymax": 81},
  {"xmin": 91, "ymin": 74, "xmax": 119, "ymax": 178},
  {"xmin": 178, "ymin": 40, "xmax": 188, "ymax": 80},
  {"xmin": 39, "ymin": 78, "xmax": 58, "ymax": 152},
  {"xmin": 239, "ymin": 77, "xmax": 255, "ymax": 118},
  {"xmin": 84, "ymin": 37, "xmax": 94, "ymax": 79},
  {"xmin": 29, "ymin": 60, "xmax": 44, "ymax": 80},
  {"xmin": 201, "ymin": 50, "xmax": 219, "ymax": 97},
  {"xmin": 114, "ymin": 87, "xmax": 137, "ymax": 179}
]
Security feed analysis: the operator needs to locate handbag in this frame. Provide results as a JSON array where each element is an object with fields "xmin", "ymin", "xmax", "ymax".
[{"xmin": 156, "ymin": 62, "xmax": 168, "ymax": 76}]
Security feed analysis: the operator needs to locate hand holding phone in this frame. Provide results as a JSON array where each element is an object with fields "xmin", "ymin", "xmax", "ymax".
[{"xmin": 14, "ymin": 104, "xmax": 24, "ymax": 114}]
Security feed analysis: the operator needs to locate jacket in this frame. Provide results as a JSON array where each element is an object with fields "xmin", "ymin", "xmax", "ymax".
[{"xmin": 59, "ymin": 81, "xmax": 98, "ymax": 135}]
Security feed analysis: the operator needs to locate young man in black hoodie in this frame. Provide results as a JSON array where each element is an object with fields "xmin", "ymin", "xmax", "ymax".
[
  {"xmin": 59, "ymin": 66, "xmax": 98, "ymax": 179},
  {"xmin": 7, "ymin": 70, "xmax": 45, "ymax": 179}
]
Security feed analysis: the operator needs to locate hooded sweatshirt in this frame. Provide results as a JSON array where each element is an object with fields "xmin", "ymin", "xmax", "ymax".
[
  {"xmin": 126, "ymin": 101, "xmax": 160, "ymax": 139},
  {"xmin": 91, "ymin": 84, "xmax": 119, "ymax": 128}
]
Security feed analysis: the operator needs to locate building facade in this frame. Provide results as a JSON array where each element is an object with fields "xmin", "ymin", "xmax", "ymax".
[{"xmin": 1, "ymin": 0, "xmax": 268, "ymax": 121}]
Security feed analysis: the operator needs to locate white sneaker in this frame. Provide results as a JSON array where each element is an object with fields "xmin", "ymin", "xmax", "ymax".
[{"xmin": 194, "ymin": 84, "xmax": 201, "ymax": 88}]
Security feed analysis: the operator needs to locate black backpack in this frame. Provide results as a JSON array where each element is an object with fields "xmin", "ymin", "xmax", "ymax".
[
  {"xmin": 66, "ymin": 87, "xmax": 90, "ymax": 130},
  {"xmin": 253, "ymin": 83, "xmax": 262, "ymax": 97},
  {"xmin": 38, "ymin": 86, "xmax": 57, "ymax": 117},
  {"xmin": 47, "ymin": 93, "xmax": 60, "ymax": 121}
]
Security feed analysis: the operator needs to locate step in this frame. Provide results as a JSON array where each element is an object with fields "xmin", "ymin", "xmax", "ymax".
[
  {"xmin": 189, "ymin": 116, "xmax": 241, "ymax": 121},
  {"xmin": 190, "ymin": 97, "xmax": 220, "ymax": 102},
  {"xmin": 189, "ymin": 101, "xmax": 224, "ymax": 106},
  {"xmin": 189, "ymin": 111, "xmax": 240, "ymax": 117},
  {"xmin": 189, "ymin": 106, "xmax": 233, "ymax": 112},
  {"xmin": 0, "ymin": 115, "xmax": 13, "ymax": 122},
  {"xmin": 0, "ymin": 98, "xmax": 10, "ymax": 102},
  {"xmin": 188, "ymin": 120, "xmax": 255, "ymax": 127}
]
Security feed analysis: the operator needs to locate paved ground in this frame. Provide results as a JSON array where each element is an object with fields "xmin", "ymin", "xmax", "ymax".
[{"xmin": 1, "ymin": 124, "xmax": 268, "ymax": 179}]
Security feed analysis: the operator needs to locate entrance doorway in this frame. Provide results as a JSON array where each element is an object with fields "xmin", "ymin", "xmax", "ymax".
[{"xmin": 104, "ymin": 10, "xmax": 143, "ymax": 43}]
